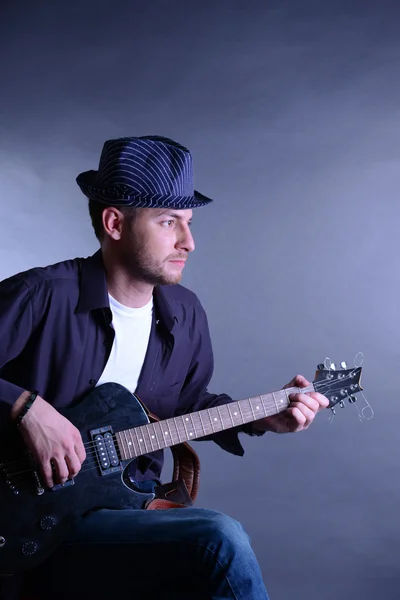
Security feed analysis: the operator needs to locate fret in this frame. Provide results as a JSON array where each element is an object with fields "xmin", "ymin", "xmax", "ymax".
[
  {"xmin": 260, "ymin": 394, "xmax": 268, "ymax": 418},
  {"xmin": 165, "ymin": 419, "xmax": 173, "ymax": 444},
  {"xmin": 176, "ymin": 416, "xmax": 188, "ymax": 442},
  {"xmin": 204, "ymin": 408, "xmax": 213, "ymax": 433},
  {"xmin": 216, "ymin": 405, "xmax": 223, "ymax": 429},
  {"xmin": 169, "ymin": 417, "xmax": 182, "ymax": 445},
  {"xmin": 139, "ymin": 425, "xmax": 152, "ymax": 454},
  {"xmin": 151, "ymin": 419, "xmax": 175, "ymax": 448},
  {"xmin": 132, "ymin": 425, "xmax": 146, "ymax": 455},
  {"xmin": 217, "ymin": 405, "xmax": 226, "ymax": 427},
  {"xmin": 230, "ymin": 402, "xmax": 242, "ymax": 427},
  {"xmin": 237, "ymin": 400, "xmax": 245, "ymax": 425},
  {"xmin": 152, "ymin": 421, "xmax": 165, "ymax": 450},
  {"xmin": 152, "ymin": 420, "xmax": 165, "ymax": 449},
  {"xmin": 197, "ymin": 410, "xmax": 207, "ymax": 436},
  {"xmin": 128, "ymin": 429, "xmax": 139, "ymax": 459},
  {"xmin": 255, "ymin": 396, "xmax": 264, "ymax": 419},
  {"xmin": 217, "ymin": 404, "xmax": 231, "ymax": 430},
  {"xmin": 226, "ymin": 403, "xmax": 235, "ymax": 427},
  {"xmin": 172, "ymin": 417, "xmax": 182, "ymax": 443},
  {"xmin": 181, "ymin": 414, "xmax": 190, "ymax": 441},
  {"xmin": 116, "ymin": 431, "xmax": 127, "ymax": 460},
  {"xmin": 122, "ymin": 430, "xmax": 131, "ymax": 458},
  {"xmin": 284, "ymin": 389, "xmax": 289, "ymax": 407},
  {"xmin": 123, "ymin": 429, "xmax": 134, "ymax": 460},
  {"xmin": 146, "ymin": 423, "xmax": 156, "ymax": 451},
  {"xmin": 188, "ymin": 413, "xmax": 197, "ymax": 440},
  {"xmin": 151, "ymin": 420, "xmax": 163, "ymax": 450},
  {"xmin": 271, "ymin": 392, "xmax": 278, "ymax": 414},
  {"xmin": 248, "ymin": 397, "xmax": 257, "ymax": 421},
  {"xmin": 198, "ymin": 408, "xmax": 214, "ymax": 436}
]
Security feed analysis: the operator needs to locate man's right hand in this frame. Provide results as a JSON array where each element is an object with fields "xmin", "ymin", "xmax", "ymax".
[{"xmin": 12, "ymin": 393, "xmax": 86, "ymax": 488}]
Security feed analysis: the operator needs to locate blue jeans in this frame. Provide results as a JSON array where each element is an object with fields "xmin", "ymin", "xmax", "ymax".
[{"xmin": 31, "ymin": 507, "xmax": 270, "ymax": 600}]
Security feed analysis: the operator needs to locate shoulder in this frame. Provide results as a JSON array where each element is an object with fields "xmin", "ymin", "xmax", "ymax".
[{"xmin": 0, "ymin": 256, "xmax": 85, "ymax": 297}]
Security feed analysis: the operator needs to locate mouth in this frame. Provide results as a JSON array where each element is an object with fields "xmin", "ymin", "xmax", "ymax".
[{"xmin": 169, "ymin": 260, "xmax": 186, "ymax": 269}]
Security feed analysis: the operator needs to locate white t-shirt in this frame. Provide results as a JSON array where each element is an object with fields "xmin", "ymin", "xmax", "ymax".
[{"xmin": 96, "ymin": 294, "xmax": 153, "ymax": 393}]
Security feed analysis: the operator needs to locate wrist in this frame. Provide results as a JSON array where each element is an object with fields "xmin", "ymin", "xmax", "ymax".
[{"xmin": 11, "ymin": 390, "xmax": 39, "ymax": 425}]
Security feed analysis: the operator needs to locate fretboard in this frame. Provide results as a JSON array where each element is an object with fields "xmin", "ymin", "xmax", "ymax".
[{"xmin": 116, "ymin": 384, "xmax": 314, "ymax": 461}]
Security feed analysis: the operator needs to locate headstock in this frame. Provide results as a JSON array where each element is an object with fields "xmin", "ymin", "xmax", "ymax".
[{"xmin": 313, "ymin": 360, "xmax": 363, "ymax": 414}]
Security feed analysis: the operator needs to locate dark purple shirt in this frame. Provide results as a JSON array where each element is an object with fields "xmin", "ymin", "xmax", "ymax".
[{"xmin": 0, "ymin": 250, "xmax": 260, "ymax": 482}]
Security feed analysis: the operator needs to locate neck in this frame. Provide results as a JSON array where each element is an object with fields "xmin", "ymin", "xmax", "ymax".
[
  {"xmin": 115, "ymin": 384, "xmax": 315, "ymax": 461},
  {"xmin": 102, "ymin": 249, "xmax": 154, "ymax": 308}
]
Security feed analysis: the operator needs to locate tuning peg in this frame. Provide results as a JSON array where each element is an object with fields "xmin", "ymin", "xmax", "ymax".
[
  {"xmin": 348, "ymin": 395, "xmax": 357, "ymax": 404},
  {"xmin": 340, "ymin": 400, "xmax": 345, "ymax": 408},
  {"xmin": 330, "ymin": 362, "xmax": 336, "ymax": 371},
  {"xmin": 317, "ymin": 363, "xmax": 325, "ymax": 370},
  {"xmin": 340, "ymin": 361, "xmax": 347, "ymax": 369}
]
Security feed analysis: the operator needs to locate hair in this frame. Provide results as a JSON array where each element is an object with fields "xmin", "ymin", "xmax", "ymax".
[{"xmin": 87, "ymin": 198, "xmax": 138, "ymax": 242}]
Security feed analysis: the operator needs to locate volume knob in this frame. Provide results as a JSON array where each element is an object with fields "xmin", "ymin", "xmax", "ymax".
[
  {"xmin": 21, "ymin": 541, "xmax": 38, "ymax": 556},
  {"xmin": 39, "ymin": 515, "xmax": 56, "ymax": 531}
]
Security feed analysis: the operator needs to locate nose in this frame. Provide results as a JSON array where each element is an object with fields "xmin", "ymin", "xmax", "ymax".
[{"xmin": 176, "ymin": 225, "xmax": 195, "ymax": 253}]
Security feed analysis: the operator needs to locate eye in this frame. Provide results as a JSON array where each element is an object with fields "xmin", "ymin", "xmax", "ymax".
[{"xmin": 161, "ymin": 219, "xmax": 174, "ymax": 228}]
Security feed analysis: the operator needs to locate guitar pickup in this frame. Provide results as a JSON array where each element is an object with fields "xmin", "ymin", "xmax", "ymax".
[{"xmin": 90, "ymin": 426, "xmax": 123, "ymax": 476}]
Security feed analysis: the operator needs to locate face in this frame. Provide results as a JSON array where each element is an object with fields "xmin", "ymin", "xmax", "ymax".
[{"xmin": 117, "ymin": 207, "xmax": 195, "ymax": 286}]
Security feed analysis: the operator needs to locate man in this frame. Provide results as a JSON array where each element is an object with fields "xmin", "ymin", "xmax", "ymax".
[{"xmin": 0, "ymin": 136, "xmax": 329, "ymax": 599}]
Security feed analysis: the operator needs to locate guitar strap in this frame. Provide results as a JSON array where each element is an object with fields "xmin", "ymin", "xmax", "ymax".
[{"xmin": 142, "ymin": 407, "xmax": 200, "ymax": 511}]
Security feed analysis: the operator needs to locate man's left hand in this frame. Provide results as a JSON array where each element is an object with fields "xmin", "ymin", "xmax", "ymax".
[{"xmin": 254, "ymin": 374, "xmax": 329, "ymax": 434}]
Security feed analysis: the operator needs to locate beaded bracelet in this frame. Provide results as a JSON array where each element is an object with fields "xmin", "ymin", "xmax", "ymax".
[{"xmin": 16, "ymin": 390, "xmax": 39, "ymax": 426}]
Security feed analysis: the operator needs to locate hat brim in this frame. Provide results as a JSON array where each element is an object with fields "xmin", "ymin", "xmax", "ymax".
[{"xmin": 76, "ymin": 170, "xmax": 213, "ymax": 209}]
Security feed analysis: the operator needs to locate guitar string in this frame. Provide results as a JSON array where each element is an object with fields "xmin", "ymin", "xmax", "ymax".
[
  {"xmin": 1, "ymin": 371, "xmax": 360, "ymax": 477},
  {"xmin": 4, "ymin": 373, "xmax": 362, "ymax": 483},
  {"xmin": 1, "ymin": 371, "xmax": 360, "ymax": 476},
  {"xmin": 2, "ymin": 384, "xmax": 330, "ymax": 474}
]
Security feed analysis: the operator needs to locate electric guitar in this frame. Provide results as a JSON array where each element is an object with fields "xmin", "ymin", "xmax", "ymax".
[{"xmin": 0, "ymin": 362, "xmax": 362, "ymax": 574}]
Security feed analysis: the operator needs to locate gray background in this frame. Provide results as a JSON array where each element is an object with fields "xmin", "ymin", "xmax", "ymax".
[{"xmin": 1, "ymin": 1, "xmax": 399, "ymax": 598}]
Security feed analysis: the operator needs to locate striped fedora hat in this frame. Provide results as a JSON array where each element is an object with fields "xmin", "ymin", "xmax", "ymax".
[{"xmin": 76, "ymin": 135, "xmax": 213, "ymax": 209}]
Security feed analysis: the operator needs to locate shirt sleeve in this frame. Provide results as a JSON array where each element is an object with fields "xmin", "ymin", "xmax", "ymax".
[
  {"xmin": 176, "ymin": 297, "xmax": 265, "ymax": 457},
  {"xmin": 0, "ymin": 274, "xmax": 36, "ymax": 417}
]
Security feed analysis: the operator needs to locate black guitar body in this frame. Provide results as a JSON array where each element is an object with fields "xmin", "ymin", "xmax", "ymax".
[
  {"xmin": 0, "ymin": 363, "xmax": 364, "ymax": 576},
  {"xmin": 0, "ymin": 383, "xmax": 155, "ymax": 575}
]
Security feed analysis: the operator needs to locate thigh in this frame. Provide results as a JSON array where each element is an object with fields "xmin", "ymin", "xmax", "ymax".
[{"xmin": 29, "ymin": 507, "xmax": 226, "ymax": 600}]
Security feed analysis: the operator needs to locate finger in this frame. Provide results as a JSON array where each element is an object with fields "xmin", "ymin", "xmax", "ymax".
[
  {"xmin": 287, "ymin": 404, "xmax": 315, "ymax": 429},
  {"xmin": 40, "ymin": 461, "xmax": 55, "ymax": 489},
  {"xmin": 288, "ymin": 392, "xmax": 320, "ymax": 413},
  {"xmin": 284, "ymin": 374, "xmax": 311, "ymax": 389},
  {"xmin": 308, "ymin": 391, "xmax": 330, "ymax": 409},
  {"xmin": 293, "ymin": 374, "xmax": 311, "ymax": 388},
  {"xmin": 52, "ymin": 456, "xmax": 69, "ymax": 484},
  {"xmin": 65, "ymin": 453, "xmax": 82, "ymax": 479},
  {"xmin": 75, "ymin": 440, "xmax": 86, "ymax": 464}
]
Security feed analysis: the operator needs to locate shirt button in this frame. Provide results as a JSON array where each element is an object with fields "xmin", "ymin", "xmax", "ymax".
[{"xmin": 89, "ymin": 379, "xmax": 96, "ymax": 386}]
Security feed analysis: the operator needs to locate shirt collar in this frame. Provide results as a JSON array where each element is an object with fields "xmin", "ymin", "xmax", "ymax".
[
  {"xmin": 76, "ymin": 249, "xmax": 177, "ymax": 333},
  {"xmin": 76, "ymin": 249, "xmax": 109, "ymax": 313}
]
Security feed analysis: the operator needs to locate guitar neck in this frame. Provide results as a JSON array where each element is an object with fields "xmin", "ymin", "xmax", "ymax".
[{"xmin": 116, "ymin": 383, "xmax": 315, "ymax": 461}]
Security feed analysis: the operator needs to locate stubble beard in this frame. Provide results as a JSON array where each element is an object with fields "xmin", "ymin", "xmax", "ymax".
[{"xmin": 122, "ymin": 234, "xmax": 183, "ymax": 287}]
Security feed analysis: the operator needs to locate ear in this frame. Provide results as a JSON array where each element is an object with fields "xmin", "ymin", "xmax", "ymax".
[{"xmin": 102, "ymin": 207, "xmax": 124, "ymax": 240}]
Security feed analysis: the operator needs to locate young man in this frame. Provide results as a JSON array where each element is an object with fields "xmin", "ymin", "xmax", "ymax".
[{"xmin": 0, "ymin": 136, "xmax": 329, "ymax": 599}]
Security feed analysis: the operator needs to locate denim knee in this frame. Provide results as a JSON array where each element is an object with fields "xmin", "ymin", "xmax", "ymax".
[{"xmin": 192, "ymin": 509, "xmax": 251, "ymax": 553}]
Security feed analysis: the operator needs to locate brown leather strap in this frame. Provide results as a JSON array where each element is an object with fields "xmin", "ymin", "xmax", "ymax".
[
  {"xmin": 146, "ymin": 498, "xmax": 188, "ymax": 511},
  {"xmin": 137, "ymin": 402, "xmax": 200, "ymax": 510}
]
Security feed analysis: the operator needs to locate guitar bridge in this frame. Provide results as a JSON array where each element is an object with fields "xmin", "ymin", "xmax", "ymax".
[{"xmin": 90, "ymin": 426, "xmax": 123, "ymax": 476}]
